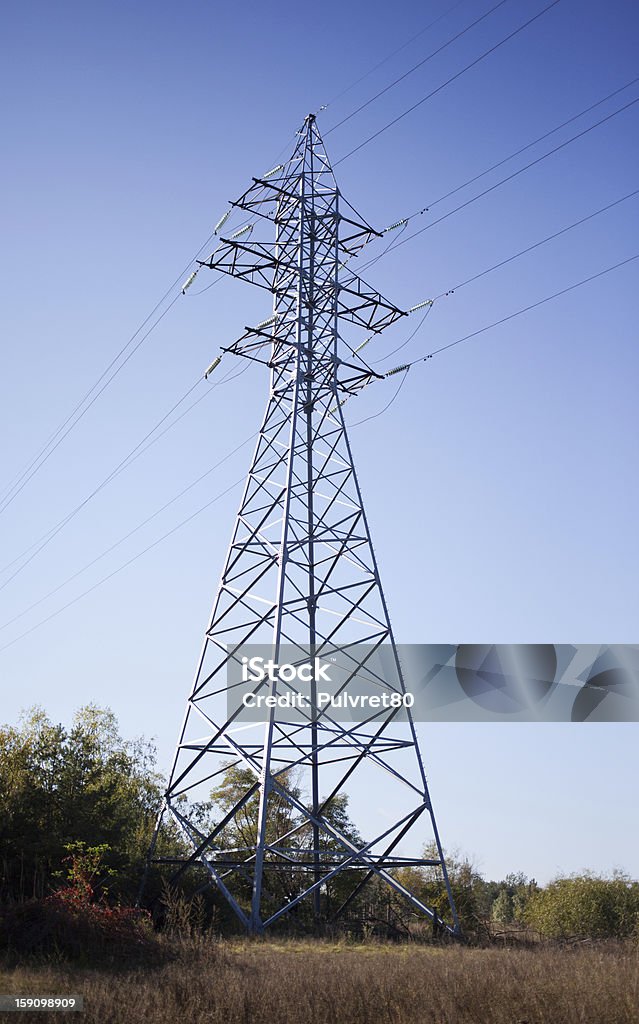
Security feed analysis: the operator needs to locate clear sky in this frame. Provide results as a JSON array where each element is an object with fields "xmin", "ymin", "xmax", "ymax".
[{"xmin": 0, "ymin": 0, "xmax": 637, "ymax": 884}]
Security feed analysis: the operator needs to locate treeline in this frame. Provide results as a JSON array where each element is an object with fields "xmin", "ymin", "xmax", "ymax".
[{"xmin": 1, "ymin": 706, "xmax": 638, "ymax": 943}]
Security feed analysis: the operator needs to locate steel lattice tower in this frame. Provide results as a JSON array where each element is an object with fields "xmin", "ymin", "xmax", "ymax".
[{"xmin": 147, "ymin": 115, "xmax": 460, "ymax": 936}]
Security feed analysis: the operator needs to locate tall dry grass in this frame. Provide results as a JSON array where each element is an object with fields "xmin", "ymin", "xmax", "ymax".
[{"xmin": 1, "ymin": 939, "xmax": 637, "ymax": 1023}]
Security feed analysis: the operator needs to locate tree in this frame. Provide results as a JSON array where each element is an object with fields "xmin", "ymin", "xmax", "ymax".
[
  {"xmin": 209, "ymin": 762, "xmax": 363, "ymax": 927},
  {"xmin": 211, "ymin": 763, "xmax": 302, "ymax": 852},
  {"xmin": 525, "ymin": 873, "xmax": 639, "ymax": 939},
  {"xmin": 395, "ymin": 846, "xmax": 483, "ymax": 936},
  {"xmin": 487, "ymin": 873, "xmax": 537, "ymax": 926},
  {"xmin": 0, "ymin": 705, "xmax": 179, "ymax": 905},
  {"xmin": 491, "ymin": 888, "xmax": 514, "ymax": 924}
]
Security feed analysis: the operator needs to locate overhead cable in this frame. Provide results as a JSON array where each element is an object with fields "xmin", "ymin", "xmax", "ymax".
[
  {"xmin": 325, "ymin": 0, "xmax": 512, "ymax": 136},
  {"xmin": 320, "ymin": 0, "xmax": 471, "ymax": 111},
  {"xmin": 0, "ymin": 433, "xmax": 257, "ymax": 637},
  {"xmin": 0, "ymin": 359, "xmax": 247, "ymax": 589},
  {"xmin": 335, "ymin": 0, "xmax": 563, "ymax": 165},
  {"xmin": 371, "ymin": 96, "xmax": 639, "ymax": 261},
  {"xmin": 394, "ymin": 254, "xmax": 639, "ymax": 370},
  {"xmin": 4, "ymin": 257, "xmax": 636, "ymax": 652}
]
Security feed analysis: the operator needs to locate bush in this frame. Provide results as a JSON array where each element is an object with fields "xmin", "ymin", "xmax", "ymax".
[
  {"xmin": 0, "ymin": 844, "xmax": 161, "ymax": 964},
  {"xmin": 525, "ymin": 873, "xmax": 639, "ymax": 939}
]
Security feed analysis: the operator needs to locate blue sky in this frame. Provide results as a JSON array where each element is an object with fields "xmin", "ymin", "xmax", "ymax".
[{"xmin": 0, "ymin": 0, "xmax": 637, "ymax": 883}]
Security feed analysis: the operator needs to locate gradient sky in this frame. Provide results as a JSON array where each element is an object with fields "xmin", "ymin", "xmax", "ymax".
[{"xmin": 1, "ymin": 0, "xmax": 637, "ymax": 883}]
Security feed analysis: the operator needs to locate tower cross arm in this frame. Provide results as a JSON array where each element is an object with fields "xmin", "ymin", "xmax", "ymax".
[
  {"xmin": 337, "ymin": 272, "xmax": 408, "ymax": 333},
  {"xmin": 337, "ymin": 203, "xmax": 384, "ymax": 256},
  {"xmin": 197, "ymin": 239, "xmax": 294, "ymax": 291}
]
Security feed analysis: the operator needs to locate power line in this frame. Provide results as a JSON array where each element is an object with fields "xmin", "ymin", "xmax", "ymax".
[
  {"xmin": 372, "ymin": 304, "xmax": 435, "ymax": 364},
  {"xmin": 397, "ymin": 76, "xmax": 639, "ymax": 226},
  {"xmin": 13, "ymin": 186, "xmax": 630, "ymax": 587},
  {"xmin": 0, "ymin": 291, "xmax": 197, "ymax": 516},
  {"xmin": 350, "ymin": 368, "xmax": 412, "ymax": 427},
  {"xmin": 0, "ymin": 433, "xmax": 257, "ymax": 637},
  {"xmin": 347, "ymin": 254, "xmax": 638, "ymax": 423},
  {"xmin": 322, "ymin": 77, "xmax": 639, "ymax": 295},
  {"xmin": 0, "ymin": 233, "xmax": 218, "ymax": 515},
  {"xmin": 355, "ymin": 75, "xmax": 639, "ymax": 278},
  {"xmin": 321, "ymin": 0, "xmax": 471, "ymax": 110},
  {"xmin": 436, "ymin": 189, "xmax": 639, "ymax": 297},
  {"xmin": 7, "ymin": 187, "xmax": 631, "ymax": 599},
  {"xmin": 6, "ymin": 255, "xmax": 636, "ymax": 650},
  {"xmin": 0, "ymin": 134, "xmax": 299, "ymax": 520},
  {"xmin": 372, "ymin": 187, "xmax": 639, "ymax": 365},
  {"xmin": 396, "ymin": 254, "xmax": 639, "ymax": 368},
  {"xmin": 0, "ymin": 360, "xmax": 250, "ymax": 589},
  {"xmin": 369, "ymin": 96, "xmax": 639, "ymax": 263},
  {"xmin": 335, "ymin": 0, "xmax": 562, "ymax": 165},
  {"xmin": 0, "ymin": 370, "xmax": 199, "ymax": 587},
  {"xmin": 0, "ymin": 475, "xmax": 247, "ymax": 656},
  {"xmin": 325, "ymin": 0, "xmax": 512, "ymax": 136}
]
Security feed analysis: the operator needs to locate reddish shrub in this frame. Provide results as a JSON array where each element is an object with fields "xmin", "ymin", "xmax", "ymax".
[{"xmin": 0, "ymin": 846, "xmax": 162, "ymax": 964}]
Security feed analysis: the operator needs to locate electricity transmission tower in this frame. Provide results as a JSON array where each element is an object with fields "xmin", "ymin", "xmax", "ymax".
[{"xmin": 147, "ymin": 114, "xmax": 460, "ymax": 936}]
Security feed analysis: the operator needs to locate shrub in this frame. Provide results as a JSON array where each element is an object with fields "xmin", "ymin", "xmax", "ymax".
[
  {"xmin": 0, "ymin": 844, "xmax": 161, "ymax": 964},
  {"xmin": 525, "ymin": 873, "xmax": 639, "ymax": 939}
]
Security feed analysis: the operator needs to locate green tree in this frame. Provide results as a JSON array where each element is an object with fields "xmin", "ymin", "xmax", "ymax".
[
  {"xmin": 209, "ymin": 763, "xmax": 362, "ymax": 926},
  {"xmin": 0, "ymin": 705, "xmax": 179, "ymax": 905},
  {"xmin": 211, "ymin": 763, "xmax": 302, "ymax": 851},
  {"xmin": 395, "ymin": 846, "xmax": 483, "ymax": 936},
  {"xmin": 525, "ymin": 873, "xmax": 639, "ymax": 939},
  {"xmin": 487, "ymin": 873, "xmax": 537, "ymax": 926},
  {"xmin": 491, "ymin": 888, "xmax": 514, "ymax": 924}
]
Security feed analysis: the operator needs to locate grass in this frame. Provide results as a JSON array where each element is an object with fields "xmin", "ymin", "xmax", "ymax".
[{"xmin": 0, "ymin": 938, "xmax": 637, "ymax": 1023}]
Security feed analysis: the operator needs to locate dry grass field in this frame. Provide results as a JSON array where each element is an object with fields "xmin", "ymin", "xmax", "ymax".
[{"xmin": 1, "ymin": 938, "xmax": 637, "ymax": 1024}]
